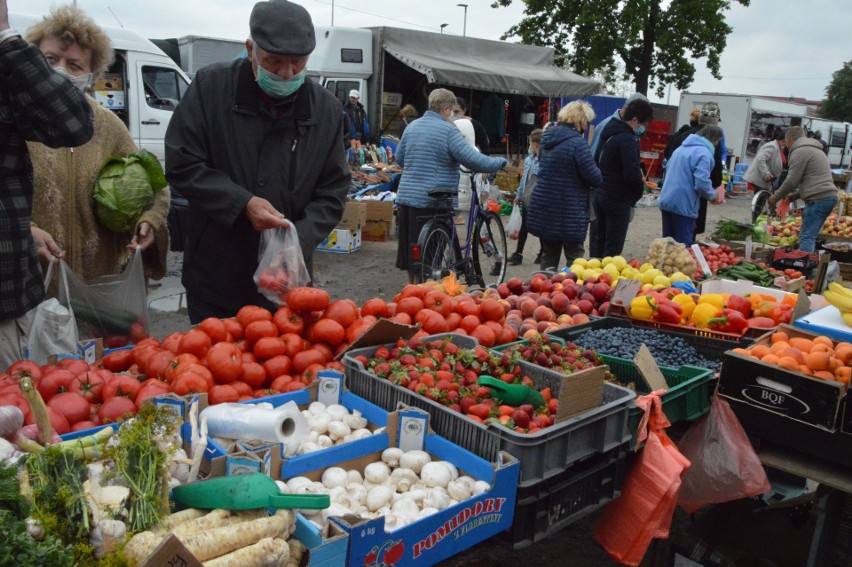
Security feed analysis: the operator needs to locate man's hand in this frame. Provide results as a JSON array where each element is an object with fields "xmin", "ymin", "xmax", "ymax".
[
  {"xmin": 767, "ymin": 195, "xmax": 777, "ymax": 207},
  {"xmin": 31, "ymin": 226, "xmax": 64, "ymax": 262},
  {"xmin": 712, "ymin": 186, "xmax": 726, "ymax": 205},
  {"xmin": 245, "ymin": 196, "xmax": 287, "ymax": 231},
  {"xmin": 0, "ymin": 0, "xmax": 9, "ymax": 31},
  {"xmin": 764, "ymin": 173, "xmax": 773, "ymax": 182},
  {"xmin": 128, "ymin": 221, "xmax": 156, "ymax": 252}
]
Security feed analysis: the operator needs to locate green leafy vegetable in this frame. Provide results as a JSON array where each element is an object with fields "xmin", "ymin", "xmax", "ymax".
[
  {"xmin": 93, "ymin": 149, "xmax": 166, "ymax": 234},
  {"xmin": 711, "ymin": 218, "xmax": 762, "ymax": 242},
  {"xmin": 0, "ymin": 510, "xmax": 74, "ymax": 567}
]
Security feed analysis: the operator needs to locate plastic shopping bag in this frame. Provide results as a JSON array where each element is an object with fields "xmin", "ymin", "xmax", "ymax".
[
  {"xmin": 676, "ymin": 395, "xmax": 771, "ymax": 514},
  {"xmin": 254, "ymin": 220, "xmax": 311, "ymax": 306},
  {"xmin": 506, "ymin": 205, "xmax": 522, "ymax": 240},
  {"xmin": 60, "ymin": 247, "xmax": 149, "ymax": 349},
  {"xmin": 27, "ymin": 259, "xmax": 79, "ymax": 364},
  {"xmin": 594, "ymin": 393, "xmax": 691, "ymax": 566}
]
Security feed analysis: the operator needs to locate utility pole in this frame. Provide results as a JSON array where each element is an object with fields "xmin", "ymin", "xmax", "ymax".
[
  {"xmin": 457, "ymin": 4, "xmax": 468, "ymax": 37},
  {"xmin": 440, "ymin": 23, "xmax": 448, "ymax": 34}
]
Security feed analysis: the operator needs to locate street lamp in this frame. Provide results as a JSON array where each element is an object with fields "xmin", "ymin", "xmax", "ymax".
[
  {"xmin": 457, "ymin": 4, "xmax": 468, "ymax": 37},
  {"xmin": 440, "ymin": 23, "xmax": 449, "ymax": 34}
]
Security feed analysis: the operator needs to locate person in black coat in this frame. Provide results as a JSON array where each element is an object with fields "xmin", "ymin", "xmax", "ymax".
[{"xmin": 591, "ymin": 99, "xmax": 654, "ymax": 257}]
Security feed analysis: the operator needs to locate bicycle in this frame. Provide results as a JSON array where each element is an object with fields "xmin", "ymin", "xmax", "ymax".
[{"xmin": 410, "ymin": 179, "xmax": 508, "ymax": 288}]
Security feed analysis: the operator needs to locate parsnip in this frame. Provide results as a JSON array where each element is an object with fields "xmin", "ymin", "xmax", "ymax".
[
  {"xmin": 159, "ymin": 507, "xmax": 207, "ymax": 530},
  {"xmin": 202, "ymin": 537, "xmax": 289, "ymax": 567},
  {"xmin": 181, "ymin": 510, "xmax": 293, "ymax": 562},
  {"xmin": 124, "ymin": 531, "xmax": 163, "ymax": 565},
  {"xmin": 169, "ymin": 508, "xmax": 231, "ymax": 537}
]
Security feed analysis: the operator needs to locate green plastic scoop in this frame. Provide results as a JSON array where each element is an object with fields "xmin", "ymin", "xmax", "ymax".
[
  {"xmin": 477, "ymin": 375, "xmax": 546, "ymax": 408},
  {"xmin": 171, "ymin": 473, "xmax": 330, "ymax": 511}
]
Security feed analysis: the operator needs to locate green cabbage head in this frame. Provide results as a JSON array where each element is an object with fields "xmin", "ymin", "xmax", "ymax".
[{"xmin": 93, "ymin": 149, "xmax": 167, "ymax": 233}]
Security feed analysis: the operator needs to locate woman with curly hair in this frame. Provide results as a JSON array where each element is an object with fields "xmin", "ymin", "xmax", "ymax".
[{"xmin": 26, "ymin": 4, "xmax": 169, "ymax": 282}]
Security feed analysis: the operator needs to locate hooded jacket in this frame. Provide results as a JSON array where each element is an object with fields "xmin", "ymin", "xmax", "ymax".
[
  {"xmin": 658, "ymin": 134, "xmax": 716, "ymax": 219},
  {"xmin": 744, "ymin": 140, "xmax": 783, "ymax": 191},
  {"xmin": 595, "ymin": 119, "xmax": 645, "ymax": 205},
  {"xmin": 165, "ymin": 58, "xmax": 350, "ymax": 316},
  {"xmin": 775, "ymin": 137, "xmax": 837, "ymax": 203},
  {"xmin": 527, "ymin": 123, "xmax": 602, "ymax": 242}
]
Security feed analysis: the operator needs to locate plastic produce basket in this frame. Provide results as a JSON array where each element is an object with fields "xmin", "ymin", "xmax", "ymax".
[
  {"xmin": 343, "ymin": 334, "xmax": 635, "ymax": 486},
  {"xmin": 549, "ymin": 316, "xmax": 754, "ymax": 362},
  {"xmin": 503, "ymin": 443, "xmax": 628, "ymax": 549},
  {"xmin": 607, "ymin": 303, "xmax": 767, "ymax": 339}
]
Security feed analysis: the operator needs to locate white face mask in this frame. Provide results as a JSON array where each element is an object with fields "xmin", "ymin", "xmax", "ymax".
[{"xmin": 53, "ymin": 66, "xmax": 93, "ymax": 93}]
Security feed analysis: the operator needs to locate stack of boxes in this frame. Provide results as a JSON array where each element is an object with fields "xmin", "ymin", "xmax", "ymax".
[{"xmin": 316, "ymin": 201, "xmax": 366, "ymax": 254}]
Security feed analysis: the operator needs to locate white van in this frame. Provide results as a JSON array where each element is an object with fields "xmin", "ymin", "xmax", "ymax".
[{"xmin": 10, "ymin": 12, "xmax": 190, "ymax": 164}]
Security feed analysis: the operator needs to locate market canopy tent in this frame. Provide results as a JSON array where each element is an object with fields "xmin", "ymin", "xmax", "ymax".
[{"xmin": 371, "ymin": 27, "xmax": 600, "ymax": 98}]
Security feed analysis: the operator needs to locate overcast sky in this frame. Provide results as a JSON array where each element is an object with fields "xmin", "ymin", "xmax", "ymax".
[{"xmin": 16, "ymin": 0, "xmax": 851, "ymax": 106}]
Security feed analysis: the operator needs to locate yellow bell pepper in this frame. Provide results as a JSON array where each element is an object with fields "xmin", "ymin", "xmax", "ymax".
[
  {"xmin": 690, "ymin": 302, "xmax": 721, "ymax": 328},
  {"xmin": 672, "ymin": 293, "xmax": 696, "ymax": 321},
  {"xmin": 629, "ymin": 295, "xmax": 655, "ymax": 320},
  {"xmin": 697, "ymin": 293, "xmax": 725, "ymax": 310}
]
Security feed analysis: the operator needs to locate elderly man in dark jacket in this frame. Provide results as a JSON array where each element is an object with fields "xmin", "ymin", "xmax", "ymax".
[
  {"xmin": 0, "ymin": 0, "xmax": 94, "ymax": 368},
  {"xmin": 591, "ymin": 99, "xmax": 653, "ymax": 257},
  {"xmin": 528, "ymin": 101, "xmax": 602, "ymax": 271},
  {"xmin": 166, "ymin": 0, "xmax": 350, "ymax": 322}
]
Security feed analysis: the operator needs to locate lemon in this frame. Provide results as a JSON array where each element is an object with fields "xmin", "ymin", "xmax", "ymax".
[
  {"xmin": 601, "ymin": 256, "xmax": 613, "ymax": 267},
  {"xmin": 611, "ymin": 256, "xmax": 627, "ymax": 271},
  {"xmin": 652, "ymin": 275, "xmax": 672, "ymax": 288},
  {"xmin": 570, "ymin": 264, "xmax": 585, "ymax": 276},
  {"xmin": 582, "ymin": 268, "xmax": 599, "ymax": 281},
  {"xmin": 603, "ymin": 264, "xmax": 620, "ymax": 278},
  {"xmin": 670, "ymin": 271, "xmax": 691, "ymax": 283},
  {"xmin": 572, "ymin": 257, "xmax": 587, "ymax": 268},
  {"xmin": 641, "ymin": 283, "xmax": 654, "ymax": 291},
  {"xmin": 639, "ymin": 262, "xmax": 654, "ymax": 273},
  {"xmin": 586, "ymin": 258, "xmax": 602, "ymax": 269},
  {"xmin": 641, "ymin": 269, "xmax": 661, "ymax": 284}
]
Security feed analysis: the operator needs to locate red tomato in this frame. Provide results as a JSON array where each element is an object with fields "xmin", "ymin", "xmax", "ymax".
[
  {"xmin": 164, "ymin": 353, "xmax": 200, "ymax": 383},
  {"xmin": 311, "ymin": 342, "xmax": 334, "ymax": 362},
  {"xmin": 272, "ymin": 307, "xmax": 305, "ymax": 335},
  {"xmin": 161, "ymin": 332, "xmax": 184, "ymax": 354},
  {"xmin": 323, "ymin": 300, "xmax": 359, "ymax": 329},
  {"xmin": 135, "ymin": 383, "xmax": 170, "ymax": 411},
  {"xmin": 285, "ymin": 287, "xmax": 330, "ymax": 313},
  {"xmin": 6, "ymin": 360, "xmax": 43, "ymax": 381},
  {"xmin": 145, "ymin": 350, "xmax": 174, "ymax": 380},
  {"xmin": 67, "ymin": 371, "xmax": 105, "ymax": 403},
  {"xmin": 360, "ymin": 298, "xmax": 390, "ymax": 318},
  {"xmin": 280, "ymin": 333, "xmax": 304, "ymax": 358},
  {"xmin": 222, "ymin": 318, "xmax": 245, "ymax": 341},
  {"xmin": 178, "ymin": 328, "xmax": 213, "ymax": 359},
  {"xmin": 263, "ymin": 355, "xmax": 293, "ymax": 381},
  {"xmin": 292, "ymin": 349, "xmax": 326, "ymax": 374},
  {"xmin": 71, "ymin": 420, "xmax": 100, "ymax": 432},
  {"xmin": 470, "ymin": 325, "xmax": 497, "ymax": 347},
  {"xmin": 133, "ymin": 344, "xmax": 162, "ymax": 373},
  {"xmin": 57, "ymin": 358, "xmax": 91, "ymax": 376},
  {"xmin": 397, "ymin": 296, "xmax": 424, "ymax": 317},
  {"xmin": 208, "ymin": 384, "xmax": 240, "ymax": 405},
  {"xmin": 238, "ymin": 362, "xmax": 267, "ymax": 390},
  {"xmin": 415, "ymin": 309, "xmax": 449, "ymax": 334},
  {"xmin": 36, "ymin": 368, "xmax": 74, "ymax": 401},
  {"xmin": 229, "ymin": 381, "xmax": 252, "ymax": 397},
  {"xmin": 102, "ymin": 375, "xmax": 142, "ymax": 401},
  {"xmin": 206, "ymin": 342, "xmax": 243, "ymax": 384},
  {"xmin": 424, "ymin": 291, "xmax": 456, "ymax": 317},
  {"xmin": 269, "ymin": 375, "xmax": 294, "ymax": 391},
  {"xmin": 309, "ymin": 318, "xmax": 346, "ymax": 346},
  {"xmin": 47, "ymin": 391, "xmax": 91, "ymax": 425},
  {"xmin": 244, "ymin": 320, "xmax": 278, "ymax": 348},
  {"xmin": 46, "ymin": 406, "xmax": 70, "ymax": 434},
  {"xmin": 479, "ymin": 298, "xmax": 505, "ymax": 322},
  {"xmin": 253, "ymin": 336, "xmax": 287, "ymax": 360},
  {"xmin": 198, "ymin": 318, "xmax": 229, "ymax": 343},
  {"xmin": 101, "ymin": 349, "xmax": 133, "ymax": 372},
  {"xmin": 171, "ymin": 371, "xmax": 210, "ymax": 396},
  {"xmin": 99, "ymin": 396, "xmax": 136, "ymax": 424},
  {"xmin": 236, "ymin": 306, "xmax": 273, "ymax": 328}
]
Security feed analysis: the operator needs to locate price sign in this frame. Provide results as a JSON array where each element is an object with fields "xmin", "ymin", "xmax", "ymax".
[
  {"xmin": 634, "ymin": 345, "xmax": 669, "ymax": 391},
  {"xmin": 691, "ymin": 244, "xmax": 712, "ymax": 275},
  {"xmin": 745, "ymin": 235, "xmax": 753, "ymax": 262}
]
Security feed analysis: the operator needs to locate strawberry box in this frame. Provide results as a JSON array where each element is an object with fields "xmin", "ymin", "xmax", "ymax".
[{"xmin": 717, "ymin": 324, "xmax": 848, "ymax": 430}]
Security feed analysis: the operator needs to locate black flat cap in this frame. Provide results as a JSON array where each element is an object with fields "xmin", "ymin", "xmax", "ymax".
[{"xmin": 250, "ymin": 0, "xmax": 316, "ymax": 56}]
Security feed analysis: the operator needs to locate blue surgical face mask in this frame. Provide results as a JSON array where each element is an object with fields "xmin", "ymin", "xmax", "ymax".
[
  {"xmin": 635, "ymin": 125, "xmax": 646, "ymax": 137},
  {"xmin": 254, "ymin": 56, "xmax": 305, "ymax": 98}
]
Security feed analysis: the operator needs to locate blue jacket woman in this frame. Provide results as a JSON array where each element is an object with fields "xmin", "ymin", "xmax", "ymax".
[{"xmin": 527, "ymin": 101, "xmax": 601, "ymax": 270}]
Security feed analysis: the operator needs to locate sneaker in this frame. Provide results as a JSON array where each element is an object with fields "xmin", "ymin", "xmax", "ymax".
[
  {"xmin": 489, "ymin": 263, "xmax": 503, "ymax": 276},
  {"xmin": 508, "ymin": 252, "xmax": 523, "ymax": 265}
]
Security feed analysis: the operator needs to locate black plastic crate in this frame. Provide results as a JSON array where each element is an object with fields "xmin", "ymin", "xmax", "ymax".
[
  {"xmin": 550, "ymin": 316, "xmax": 753, "ymax": 362},
  {"xmin": 501, "ymin": 444, "xmax": 629, "ymax": 549}
]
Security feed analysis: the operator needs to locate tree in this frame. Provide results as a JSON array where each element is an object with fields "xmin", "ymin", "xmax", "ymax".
[
  {"xmin": 819, "ymin": 61, "xmax": 852, "ymax": 122},
  {"xmin": 492, "ymin": 0, "xmax": 749, "ymax": 97},
  {"xmin": 591, "ymin": 61, "xmax": 635, "ymax": 98}
]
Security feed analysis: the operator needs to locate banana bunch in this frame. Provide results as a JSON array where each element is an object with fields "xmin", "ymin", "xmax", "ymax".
[{"xmin": 823, "ymin": 282, "xmax": 852, "ymax": 326}]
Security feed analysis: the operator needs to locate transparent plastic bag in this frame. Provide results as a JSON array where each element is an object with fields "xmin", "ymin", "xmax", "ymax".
[
  {"xmin": 677, "ymin": 395, "xmax": 771, "ymax": 514},
  {"xmin": 254, "ymin": 220, "xmax": 311, "ymax": 306},
  {"xmin": 646, "ymin": 237, "xmax": 696, "ymax": 276},
  {"xmin": 506, "ymin": 205, "xmax": 522, "ymax": 240},
  {"xmin": 60, "ymin": 247, "xmax": 148, "ymax": 347},
  {"xmin": 27, "ymin": 259, "xmax": 79, "ymax": 363}
]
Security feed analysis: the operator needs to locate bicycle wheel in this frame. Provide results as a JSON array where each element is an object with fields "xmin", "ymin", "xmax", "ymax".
[
  {"xmin": 419, "ymin": 223, "xmax": 457, "ymax": 284},
  {"xmin": 751, "ymin": 190, "xmax": 770, "ymax": 222},
  {"xmin": 472, "ymin": 211, "xmax": 508, "ymax": 287}
]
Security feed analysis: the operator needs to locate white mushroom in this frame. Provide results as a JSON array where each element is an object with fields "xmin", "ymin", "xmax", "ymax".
[
  {"xmin": 300, "ymin": 441, "xmax": 321, "ymax": 454},
  {"xmin": 321, "ymin": 467, "xmax": 348, "ymax": 489},
  {"xmin": 399, "ymin": 450, "xmax": 431, "ymax": 474},
  {"xmin": 367, "ymin": 486, "xmax": 394, "ymax": 512},
  {"xmin": 471, "ymin": 480, "xmax": 491, "ymax": 496},
  {"xmin": 390, "ymin": 468, "xmax": 419, "ymax": 492},
  {"xmin": 423, "ymin": 487, "xmax": 450, "ymax": 510},
  {"xmin": 420, "ymin": 461, "xmax": 452, "ymax": 488},
  {"xmin": 325, "ymin": 404, "xmax": 349, "ymax": 421},
  {"xmin": 350, "ymin": 428, "xmax": 372, "ymax": 441},
  {"xmin": 307, "ymin": 401, "xmax": 327, "ymax": 415},
  {"xmin": 343, "ymin": 410, "xmax": 368, "ymax": 430},
  {"xmin": 317, "ymin": 435, "xmax": 334, "ymax": 448},
  {"xmin": 447, "ymin": 478, "xmax": 472, "ymax": 501},
  {"xmin": 327, "ymin": 420, "xmax": 351, "ymax": 441},
  {"xmin": 308, "ymin": 413, "xmax": 331, "ymax": 435},
  {"xmin": 364, "ymin": 462, "xmax": 391, "ymax": 485},
  {"xmin": 381, "ymin": 448, "xmax": 404, "ymax": 468},
  {"xmin": 391, "ymin": 497, "xmax": 420, "ymax": 523},
  {"xmin": 345, "ymin": 482, "xmax": 368, "ymax": 505},
  {"xmin": 418, "ymin": 507, "xmax": 440, "ymax": 519},
  {"xmin": 286, "ymin": 476, "xmax": 313, "ymax": 492},
  {"xmin": 346, "ymin": 470, "xmax": 364, "ymax": 485}
]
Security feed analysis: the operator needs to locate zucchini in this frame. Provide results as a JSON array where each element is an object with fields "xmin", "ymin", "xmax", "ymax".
[{"xmin": 70, "ymin": 299, "xmax": 138, "ymax": 336}]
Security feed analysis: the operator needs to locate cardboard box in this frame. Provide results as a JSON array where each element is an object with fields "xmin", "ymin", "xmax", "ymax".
[
  {"xmin": 700, "ymin": 278, "xmax": 827, "ymax": 311},
  {"xmin": 717, "ymin": 324, "xmax": 847, "ymax": 430},
  {"xmin": 317, "ymin": 228, "xmax": 361, "ymax": 253},
  {"xmin": 361, "ymin": 200, "xmax": 396, "ymax": 242},
  {"xmin": 337, "ymin": 201, "xmax": 367, "ymax": 231},
  {"xmin": 293, "ymin": 514, "xmax": 350, "ymax": 567},
  {"xmin": 279, "ymin": 408, "xmax": 519, "ymax": 567}
]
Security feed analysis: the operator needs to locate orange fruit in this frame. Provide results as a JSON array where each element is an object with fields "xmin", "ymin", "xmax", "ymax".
[
  {"xmin": 779, "ymin": 347, "xmax": 805, "ymax": 365},
  {"xmin": 835, "ymin": 345, "xmax": 852, "ymax": 365},
  {"xmin": 810, "ymin": 343, "xmax": 832, "ymax": 354},
  {"xmin": 813, "ymin": 336, "xmax": 834, "ymax": 348},
  {"xmin": 751, "ymin": 344, "xmax": 771, "ymax": 359},
  {"xmin": 789, "ymin": 337, "xmax": 814, "ymax": 353},
  {"xmin": 813, "ymin": 370, "xmax": 835, "ymax": 380},
  {"xmin": 805, "ymin": 352, "xmax": 831, "ymax": 372},
  {"xmin": 777, "ymin": 356, "xmax": 801, "ymax": 370},
  {"xmin": 798, "ymin": 365, "xmax": 813, "ymax": 375},
  {"xmin": 770, "ymin": 332, "xmax": 789, "ymax": 344},
  {"xmin": 762, "ymin": 354, "xmax": 780, "ymax": 365},
  {"xmin": 770, "ymin": 341, "xmax": 790, "ymax": 355}
]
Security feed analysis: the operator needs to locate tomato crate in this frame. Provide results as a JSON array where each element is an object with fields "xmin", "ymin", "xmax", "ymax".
[
  {"xmin": 502, "ymin": 442, "xmax": 628, "ymax": 549},
  {"xmin": 608, "ymin": 303, "xmax": 768, "ymax": 340},
  {"xmin": 549, "ymin": 316, "xmax": 754, "ymax": 362},
  {"xmin": 343, "ymin": 334, "xmax": 635, "ymax": 486}
]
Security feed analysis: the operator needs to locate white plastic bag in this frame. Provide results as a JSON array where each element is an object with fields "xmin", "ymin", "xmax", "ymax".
[
  {"xmin": 61, "ymin": 247, "xmax": 148, "ymax": 346},
  {"xmin": 254, "ymin": 220, "xmax": 311, "ymax": 306},
  {"xmin": 507, "ymin": 204, "xmax": 522, "ymax": 240},
  {"xmin": 27, "ymin": 259, "xmax": 79, "ymax": 363}
]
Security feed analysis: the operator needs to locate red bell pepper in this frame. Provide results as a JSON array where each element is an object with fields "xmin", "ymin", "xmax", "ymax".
[
  {"xmin": 771, "ymin": 304, "xmax": 793, "ymax": 324},
  {"xmin": 747, "ymin": 316, "xmax": 777, "ymax": 330},
  {"xmin": 727, "ymin": 295, "xmax": 752, "ymax": 319},
  {"xmin": 708, "ymin": 309, "xmax": 749, "ymax": 335},
  {"xmin": 653, "ymin": 301, "xmax": 682, "ymax": 325}
]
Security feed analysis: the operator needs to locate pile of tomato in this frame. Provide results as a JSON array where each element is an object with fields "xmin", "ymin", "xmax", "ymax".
[{"xmin": 689, "ymin": 245, "xmax": 745, "ymax": 279}]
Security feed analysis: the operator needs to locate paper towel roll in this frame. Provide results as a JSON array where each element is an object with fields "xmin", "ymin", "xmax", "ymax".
[{"xmin": 200, "ymin": 401, "xmax": 308, "ymax": 454}]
